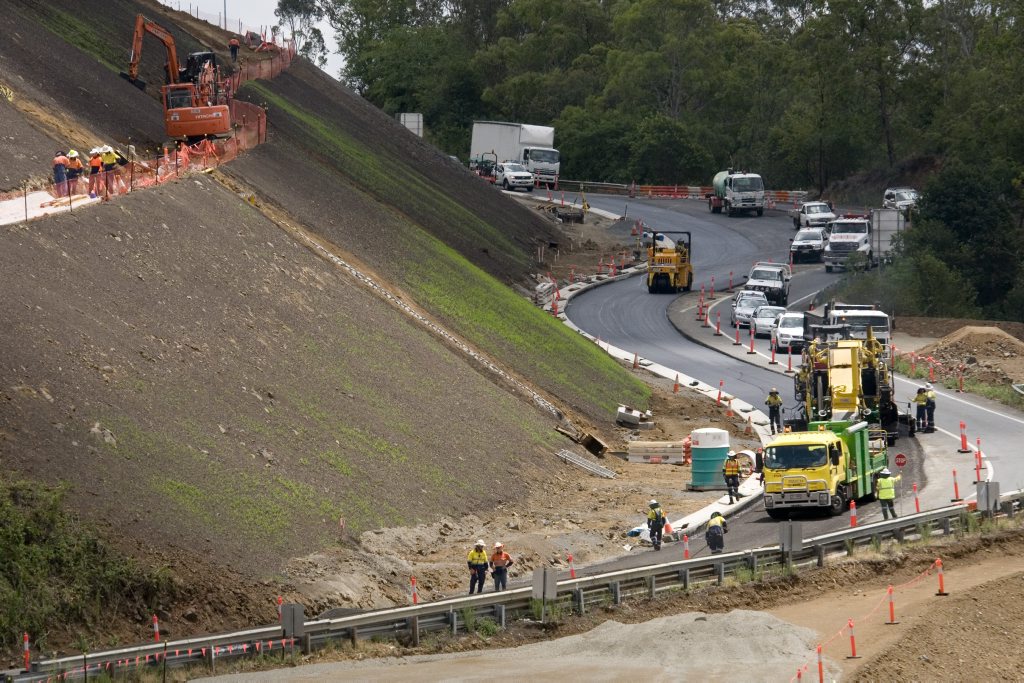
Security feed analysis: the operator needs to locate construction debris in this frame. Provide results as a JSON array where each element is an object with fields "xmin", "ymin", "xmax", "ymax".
[
  {"xmin": 616, "ymin": 404, "xmax": 653, "ymax": 427},
  {"xmin": 555, "ymin": 449, "xmax": 615, "ymax": 478},
  {"xmin": 626, "ymin": 441, "xmax": 687, "ymax": 465}
]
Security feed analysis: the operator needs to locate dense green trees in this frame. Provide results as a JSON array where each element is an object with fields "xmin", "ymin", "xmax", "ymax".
[{"xmin": 287, "ymin": 0, "xmax": 1023, "ymax": 319}]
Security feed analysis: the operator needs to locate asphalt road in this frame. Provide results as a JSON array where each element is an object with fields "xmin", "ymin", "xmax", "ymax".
[{"xmin": 567, "ymin": 195, "xmax": 1024, "ymax": 563}]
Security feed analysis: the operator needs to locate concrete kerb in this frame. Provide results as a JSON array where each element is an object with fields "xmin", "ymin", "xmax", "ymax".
[
  {"xmin": 553, "ymin": 266, "xmax": 767, "ymax": 544},
  {"xmin": 503, "ymin": 187, "xmax": 622, "ymax": 221}
]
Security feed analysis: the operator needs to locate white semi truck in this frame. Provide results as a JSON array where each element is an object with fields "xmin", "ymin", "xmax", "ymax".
[{"xmin": 470, "ymin": 121, "xmax": 560, "ymax": 185}]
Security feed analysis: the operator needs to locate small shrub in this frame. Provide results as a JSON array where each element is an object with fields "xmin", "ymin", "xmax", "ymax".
[{"xmin": 475, "ymin": 618, "xmax": 499, "ymax": 637}]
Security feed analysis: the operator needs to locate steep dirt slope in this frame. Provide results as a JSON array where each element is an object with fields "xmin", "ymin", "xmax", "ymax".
[{"xmin": 0, "ymin": 178, "xmax": 565, "ymax": 576}]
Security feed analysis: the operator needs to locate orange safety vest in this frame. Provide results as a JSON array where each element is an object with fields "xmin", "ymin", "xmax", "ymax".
[
  {"xmin": 490, "ymin": 551, "xmax": 512, "ymax": 568},
  {"xmin": 229, "ymin": 38, "xmax": 240, "ymax": 47},
  {"xmin": 723, "ymin": 458, "xmax": 741, "ymax": 476}
]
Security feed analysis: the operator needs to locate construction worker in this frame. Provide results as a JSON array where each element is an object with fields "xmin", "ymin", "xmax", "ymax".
[
  {"xmin": 467, "ymin": 540, "xmax": 489, "ymax": 595},
  {"xmin": 876, "ymin": 468, "xmax": 900, "ymax": 520},
  {"xmin": 228, "ymin": 36, "xmax": 240, "ymax": 62},
  {"xmin": 52, "ymin": 150, "xmax": 69, "ymax": 197},
  {"xmin": 87, "ymin": 148, "xmax": 103, "ymax": 197},
  {"xmin": 765, "ymin": 387, "xmax": 783, "ymax": 434},
  {"xmin": 722, "ymin": 451, "xmax": 742, "ymax": 503},
  {"xmin": 912, "ymin": 388, "xmax": 928, "ymax": 431},
  {"xmin": 647, "ymin": 499, "xmax": 665, "ymax": 550},
  {"xmin": 65, "ymin": 150, "xmax": 84, "ymax": 196},
  {"xmin": 924, "ymin": 383, "xmax": 937, "ymax": 432},
  {"xmin": 705, "ymin": 511, "xmax": 728, "ymax": 554},
  {"xmin": 489, "ymin": 542, "xmax": 513, "ymax": 592}
]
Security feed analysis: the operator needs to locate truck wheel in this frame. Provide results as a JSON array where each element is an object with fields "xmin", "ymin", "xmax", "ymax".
[
  {"xmin": 647, "ymin": 283, "xmax": 655, "ymax": 293},
  {"xmin": 502, "ymin": 179, "xmax": 509, "ymax": 190},
  {"xmin": 726, "ymin": 202, "xmax": 734, "ymax": 217},
  {"xmin": 683, "ymin": 273, "xmax": 693, "ymax": 292},
  {"xmin": 793, "ymin": 218, "xmax": 800, "ymax": 229},
  {"xmin": 756, "ymin": 208, "xmax": 764, "ymax": 217},
  {"xmin": 825, "ymin": 265, "xmax": 833, "ymax": 273},
  {"xmin": 526, "ymin": 186, "xmax": 533, "ymax": 193},
  {"xmin": 818, "ymin": 252, "xmax": 825, "ymax": 263},
  {"xmin": 829, "ymin": 485, "xmax": 848, "ymax": 517}
]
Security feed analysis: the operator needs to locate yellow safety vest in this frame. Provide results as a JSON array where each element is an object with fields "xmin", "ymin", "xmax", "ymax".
[
  {"xmin": 647, "ymin": 506, "xmax": 664, "ymax": 522},
  {"xmin": 877, "ymin": 476, "xmax": 897, "ymax": 500},
  {"xmin": 467, "ymin": 550, "xmax": 488, "ymax": 564},
  {"xmin": 723, "ymin": 459, "xmax": 741, "ymax": 476},
  {"xmin": 766, "ymin": 394, "xmax": 783, "ymax": 407},
  {"xmin": 708, "ymin": 516, "xmax": 725, "ymax": 529}
]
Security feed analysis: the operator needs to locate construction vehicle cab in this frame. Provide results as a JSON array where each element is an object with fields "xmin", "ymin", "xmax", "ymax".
[
  {"xmin": 645, "ymin": 230, "xmax": 693, "ymax": 294},
  {"xmin": 121, "ymin": 14, "xmax": 232, "ymax": 142}
]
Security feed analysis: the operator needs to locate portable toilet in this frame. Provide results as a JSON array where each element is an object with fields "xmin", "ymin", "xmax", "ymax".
[{"xmin": 687, "ymin": 427, "xmax": 730, "ymax": 490}]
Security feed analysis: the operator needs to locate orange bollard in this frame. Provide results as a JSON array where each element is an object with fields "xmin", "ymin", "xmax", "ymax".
[
  {"xmin": 849, "ymin": 500, "xmax": 858, "ymax": 527},
  {"xmin": 22, "ymin": 633, "xmax": 29, "ymax": 672},
  {"xmin": 785, "ymin": 347, "xmax": 794, "ymax": 373},
  {"xmin": 683, "ymin": 534, "xmax": 690, "ymax": 559},
  {"xmin": 673, "ymin": 374, "xmax": 680, "ymax": 394},
  {"xmin": 410, "ymin": 576, "xmax": 420, "ymax": 604},
  {"xmin": 817, "ymin": 644, "xmax": 824, "ymax": 683},
  {"xmin": 632, "ymin": 352, "xmax": 639, "ymax": 369},
  {"xmin": 747, "ymin": 327, "xmax": 756, "ymax": 355},
  {"xmin": 726, "ymin": 398, "xmax": 734, "ymax": 417},
  {"xmin": 886, "ymin": 585, "xmax": 899, "ymax": 624},
  {"xmin": 951, "ymin": 469, "xmax": 963, "ymax": 502},
  {"xmin": 847, "ymin": 618, "xmax": 861, "ymax": 659},
  {"xmin": 703, "ymin": 310, "xmax": 711, "ymax": 328},
  {"xmin": 913, "ymin": 483, "xmax": 920, "ymax": 513},
  {"xmin": 152, "ymin": 614, "xmax": 160, "ymax": 642},
  {"xmin": 974, "ymin": 439, "xmax": 983, "ymax": 484},
  {"xmin": 733, "ymin": 323, "xmax": 742, "ymax": 346},
  {"xmin": 567, "ymin": 553, "xmax": 576, "ymax": 579},
  {"xmin": 929, "ymin": 363, "xmax": 935, "ymax": 381},
  {"xmin": 935, "ymin": 558, "xmax": 949, "ymax": 596},
  {"xmin": 715, "ymin": 311, "xmax": 722, "ymax": 336},
  {"xmin": 277, "ymin": 595, "xmax": 283, "ymax": 622},
  {"xmin": 958, "ymin": 422, "xmax": 970, "ymax": 453},
  {"xmin": 717, "ymin": 380, "xmax": 724, "ymax": 405},
  {"xmin": 769, "ymin": 340, "xmax": 778, "ymax": 365}
]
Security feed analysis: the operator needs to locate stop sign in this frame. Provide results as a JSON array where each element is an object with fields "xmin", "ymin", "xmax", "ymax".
[{"xmin": 894, "ymin": 453, "xmax": 907, "ymax": 468}]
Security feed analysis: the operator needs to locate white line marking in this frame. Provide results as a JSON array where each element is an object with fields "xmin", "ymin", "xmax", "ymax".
[{"xmin": 893, "ymin": 375, "xmax": 1024, "ymax": 426}]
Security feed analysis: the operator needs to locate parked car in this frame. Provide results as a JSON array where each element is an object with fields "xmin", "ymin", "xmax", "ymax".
[
  {"xmin": 789, "ymin": 201, "xmax": 836, "ymax": 230},
  {"xmin": 751, "ymin": 305, "xmax": 787, "ymax": 338},
  {"xmin": 731, "ymin": 290, "xmax": 770, "ymax": 328},
  {"xmin": 771, "ymin": 311, "xmax": 806, "ymax": 350},
  {"xmin": 883, "ymin": 187, "xmax": 918, "ymax": 215},
  {"xmin": 494, "ymin": 162, "xmax": 535, "ymax": 192},
  {"xmin": 790, "ymin": 228, "xmax": 827, "ymax": 263}
]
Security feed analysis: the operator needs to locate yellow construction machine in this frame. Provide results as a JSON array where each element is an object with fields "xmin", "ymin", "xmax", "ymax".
[{"xmin": 645, "ymin": 230, "xmax": 693, "ymax": 294}]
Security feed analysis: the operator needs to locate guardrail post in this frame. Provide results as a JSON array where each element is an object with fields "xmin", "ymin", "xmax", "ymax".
[
  {"xmin": 894, "ymin": 528, "xmax": 905, "ymax": 544},
  {"xmin": 205, "ymin": 641, "xmax": 215, "ymax": 673},
  {"xmin": 648, "ymin": 576, "xmax": 657, "ymax": 598},
  {"xmin": 449, "ymin": 608, "xmax": 458, "ymax": 636},
  {"xmin": 746, "ymin": 551, "xmax": 758, "ymax": 573},
  {"xmin": 941, "ymin": 518, "xmax": 952, "ymax": 536},
  {"xmin": 574, "ymin": 587, "xmax": 585, "ymax": 615},
  {"xmin": 716, "ymin": 563, "xmax": 725, "ymax": 585},
  {"xmin": 610, "ymin": 581, "xmax": 621, "ymax": 605},
  {"xmin": 301, "ymin": 633, "xmax": 312, "ymax": 654},
  {"xmin": 815, "ymin": 544, "xmax": 825, "ymax": 568},
  {"xmin": 348, "ymin": 626, "xmax": 358, "ymax": 648},
  {"xmin": 678, "ymin": 568, "xmax": 689, "ymax": 590},
  {"xmin": 1002, "ymin": 501, "xmax": 1015, "ymax": 518},
  {"xmin": 494, "ymin": 604, "xmax": 506, "ymax": 629},
  {"xmin": 406, "ymin": 616, "xmax": 419, "ymax": 647}
]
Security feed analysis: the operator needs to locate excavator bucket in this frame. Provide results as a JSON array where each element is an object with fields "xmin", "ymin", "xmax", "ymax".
[{"xmin": 120, "ymin": 72, "xmax": 146, "ymax": 91}]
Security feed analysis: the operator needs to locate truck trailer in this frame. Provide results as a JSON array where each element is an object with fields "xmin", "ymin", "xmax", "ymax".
[{"xmin": 470, "ymin": 121, "xmax": 560, "ymax": 184}]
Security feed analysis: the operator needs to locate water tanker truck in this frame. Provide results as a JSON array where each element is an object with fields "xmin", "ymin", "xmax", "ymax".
[{"xmin": 706, "ymin": 169, "xmax": 765, "ymax": 217}]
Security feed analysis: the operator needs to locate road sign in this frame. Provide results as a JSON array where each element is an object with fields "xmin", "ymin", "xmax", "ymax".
[{"xmin": 894, "ymin": 452, "xmax": 907, "ymax": 468}]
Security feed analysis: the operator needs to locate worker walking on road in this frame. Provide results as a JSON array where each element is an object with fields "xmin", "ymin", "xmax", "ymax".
[
  {"xmin": 876, "ymin": 468, "xmax": 900, "ymax": 519},
  {"xmin": 924, "ymin": 383, "xmax": 937, "ymax": 432},
  {"xmin": 489, "ymin": 542, "xmax": 513, "ymax": 592},
  {"xmin": 912, "ymin": 388, "xmax": 928, "ymax": 431},
  {"xmin": 229, "ymin": 36, "xmax": 240, "ymax": 62},
  {"xmin": 647, "ymin": 499, "xmax": 665, "ymax": 550},
  {"xmin": 765, "ymin": 387, "xmax": 783, "ymax": 434},
  {"xmin": 723, "ymin": 451, "xmax": 742, "ymax": 504},
  {"xmin": 705, "ymin": 511, "xmax": 728, "ymax": 554},
  {"xmin": 467, "ymin": 540, "xmax": 489, "ymax": 595}
]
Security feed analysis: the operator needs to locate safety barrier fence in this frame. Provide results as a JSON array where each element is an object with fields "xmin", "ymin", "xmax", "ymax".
[
  {"xmin": 7, "ymin": 490, "xmax": 1021, "ymax": 682},
  {"xmin": 553, "ymin": 179, "xmax": 808, "ymax": 208},
  {"xmin": 0, "ymin": 41, "xmax": 294, "ymax": 228}
]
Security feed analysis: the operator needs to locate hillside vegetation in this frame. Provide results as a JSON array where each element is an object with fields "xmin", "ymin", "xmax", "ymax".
[{"xmin": 0, "ymin": 0, "xmax": 647, "ymax": 652}]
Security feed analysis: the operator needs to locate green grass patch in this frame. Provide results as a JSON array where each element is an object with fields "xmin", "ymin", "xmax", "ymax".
[
  {"xmin": 24, "ymin": 6, "xmax": 123, "ymax": 72},
  {"xmin": 0, "ymin": 480, "xmax": 175, "ymax": 652}
]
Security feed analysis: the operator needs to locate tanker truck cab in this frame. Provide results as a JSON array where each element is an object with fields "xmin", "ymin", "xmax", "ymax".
[
  {"xmin": 706, "ymin": 169, "xmax": 765, "ymax": 217},
  {"xmin": 762, "ymin": 421, "xmax": 888, "ymax": 520}
]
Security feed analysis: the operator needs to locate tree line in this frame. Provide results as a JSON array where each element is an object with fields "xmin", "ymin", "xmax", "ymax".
[{"xmin": 279, "ymin": 0, "xmax": 1023, "ymax": 320}]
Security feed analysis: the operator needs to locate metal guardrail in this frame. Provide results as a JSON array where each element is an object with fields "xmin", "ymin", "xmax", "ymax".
[{"xmin": 6, "ymin": 489, "xmax": 1022, "ymax": 682}]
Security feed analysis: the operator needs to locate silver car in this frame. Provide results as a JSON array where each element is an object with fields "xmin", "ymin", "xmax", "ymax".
[
  {"xmin": 730, "ymin": 290, "xmax": 769, "ymax": 328},
  {"xmin": 771, "ymin": 312, "xmax": 806, "ymax": 350},
  {"xmin": 751, "ymin": 305, "xmax": 787, "ymax": 338},
  {"xmin": 790, "ymin": 228, "xmax": 826, "ymax": 263}
]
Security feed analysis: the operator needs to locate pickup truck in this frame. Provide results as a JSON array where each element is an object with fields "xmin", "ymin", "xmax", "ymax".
[
  {"xmin": 494, "ymin": 162, "xmax": 535, "ymax": 192},
  {"xmin": 745, "ymin": 262, "xmax": 792, "ymax": 306},
  {"xmin": 789, "ymin": 201, "xmax": 836, "ymax": 230}
]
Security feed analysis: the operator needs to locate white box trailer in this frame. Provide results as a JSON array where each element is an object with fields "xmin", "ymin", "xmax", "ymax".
[{"xmin": 470, "ymin": 121, "xmax": 561, "ymax": 184}]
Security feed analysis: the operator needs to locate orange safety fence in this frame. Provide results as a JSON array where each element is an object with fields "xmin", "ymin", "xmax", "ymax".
[{"xmin": 0, "ymin": 42, "xmax": 292, "ymax": 225}]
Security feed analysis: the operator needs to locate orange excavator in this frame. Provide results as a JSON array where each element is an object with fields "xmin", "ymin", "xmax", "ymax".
[{"xmin": 120, "ymin": 14, "xmax": 232, "ymax": 141}]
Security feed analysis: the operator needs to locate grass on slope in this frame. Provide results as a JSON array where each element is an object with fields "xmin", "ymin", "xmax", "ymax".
[
  {"xmin": 0, "ymin": 480, "xmax": 174, "ymax": 652},
  {"xmin": 243, "ymin": 82, "xmax": 650, "ymax": 416},
  {"xmin": 19, "ymin": 4, "xmax": 123, "ymax": 72}
]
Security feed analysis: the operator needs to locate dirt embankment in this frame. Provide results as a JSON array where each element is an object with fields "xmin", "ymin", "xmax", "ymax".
[{"xmin": 899, "ymin": 318, "xmax": 1024, "ymax": 385}]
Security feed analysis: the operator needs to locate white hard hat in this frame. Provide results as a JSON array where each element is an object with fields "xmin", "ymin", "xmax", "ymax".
[
  {"xmin": 475, "ymin": 539, "xmax": 485, "ymax": 546},
  {"xmin": 649, "ymin": 499, "xmax": 658, "ymax": 506},
  {"xmin": 925, "ymin": 383, "xmax": 933, "ymax": 390},
  {"xmin": 101, "ymin": 145, "xmax": 113, "ymax": 153},
  {"xmin": 880, "ymin": 468, "xmax": 891, "ymax": 475},
  {"xmin": 494, "ymin": 541, "xmax": 503, "ymax": 548},
  {"xmin": 89, "ymin": 147, "xmax": 100, "ymax": 155}
]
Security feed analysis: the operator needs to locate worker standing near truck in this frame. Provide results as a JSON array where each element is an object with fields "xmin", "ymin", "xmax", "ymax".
[
  {"xmin": 912, "ymin": 388, "xmax": 928, "ymax": 431},
  {"xmin": 765, "ymin": 388, "xmax": 783, "ymax": 434},
  {"xmin": 722, "ymin": 452, "xmax": 742, "ymax": 503},
  {"xmin": 924, "ymin": 383, "xmax": 937, "ymax": 432},
  {"xmin": 467, "ymin": 540, "xmax": 489, "ymax": 595},
  {"xmin": 876, "ymin": 468, "xmax": 900, "ymax": 519}
]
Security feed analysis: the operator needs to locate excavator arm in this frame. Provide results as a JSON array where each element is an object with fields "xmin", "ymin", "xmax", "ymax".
[{"xmin": 121, "ymin": 13, "xmax": 181, "ymax": 90}]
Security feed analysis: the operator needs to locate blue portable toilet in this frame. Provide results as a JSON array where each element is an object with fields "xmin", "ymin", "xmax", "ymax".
[{"xmin": 687, "ymin": 427, "xmax": 730, "ymax": 490}]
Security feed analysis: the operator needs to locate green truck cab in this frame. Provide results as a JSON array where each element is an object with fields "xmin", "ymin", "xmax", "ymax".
[{"xmin": 761, "ymin": 420, "xmax": 888, "ymax": 519}]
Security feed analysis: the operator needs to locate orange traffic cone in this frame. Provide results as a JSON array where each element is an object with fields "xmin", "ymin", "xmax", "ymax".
[{"xmin": 744, "ymin": 415, "xmax": 753, "ymax": 436}]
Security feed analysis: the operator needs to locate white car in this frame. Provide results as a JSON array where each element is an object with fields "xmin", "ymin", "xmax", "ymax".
[
  {"xmin": 751, "ymin": 305, "xmax": 787, "ymax": 338},
  {"xmin": 790, "ymin": 201, "xmax": 836, "ymax": 230},
  {"xmin": 494, "ymin": 162, "xmax": 534, "ymax": 192},
  {"xmin": 730, "ymin": 290, "xmax": 769, "ymax": 328},
  {"xmin": 790, "ymin": 228, "xmax": 826, "ymax": 263},
  {"xmin": 771, "ymin": 312, "xmax": 806, "ymax": 350},
  {"xmin": 883, "ymin": 187, "xmax": 918, "ymax": 215}
]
